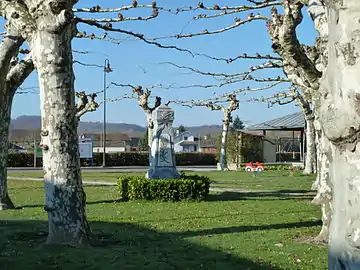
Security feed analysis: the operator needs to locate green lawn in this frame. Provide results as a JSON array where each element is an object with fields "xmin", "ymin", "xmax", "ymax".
[
  {"xmin": 8, "ymin": 170, "xmax": 316, "ymax": 191},
  {"xmin": 0, "ymin": 177, "xmax": 327, "ymax": 270}
]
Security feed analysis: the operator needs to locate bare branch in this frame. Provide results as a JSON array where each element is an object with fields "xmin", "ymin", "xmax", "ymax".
[
  {"xmin": 73, "ymin": 2, "xmax": 170, "ymax": 13},
  {"xmin": 75, "ymin": 17, "xmax": 197, "ymax": 56},
  {"xmin": 153, "ymin": 15, "xmax": 269, "ymax": 40},
  {"xmin": 133, "ymin": 85, "xmax": 161, "ymax": 115},
  {"xmin": 110, "ymin": 82, "xmax": 161, "ymax": 128},
  {"xmin": 76, "ymin": 91, "xmax": 99, "ymax": 119},
  {"xmin": 160, "ymin": 60, "xmax": 283, "ymax": 79},
  {"xmin": 174, "ymin": 1, "xmax": 282, "ymax": 19},
  {"xmin": 78, "ymin": 8, "xmax": 160, "ymax": 23},
  {"xmin": 267, "ymin": 0, "xmax": 322, "ymax": 90},
  {"xmin": 73, "ymin": 60, "xmax": 103, "ymax": 68},
  {"xmin": 105, "ymin": 93, "xmax": 137, "ymax": 103},
  {"xmin": 6, "ymin": 53, "xmax": 34, "ymax": 94},
  {"xmin": 170, "ymin": 93, "xmax": 240, "ymax": 121},
  {"xmin": 223, "ymin": 52, "xmax": 282, "ymax": 63},
  {"xmin": 75, "ymin": 31, "xmax": 123, "ymax": 44}
]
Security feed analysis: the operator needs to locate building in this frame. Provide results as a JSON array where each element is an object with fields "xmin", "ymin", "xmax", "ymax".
[
  {"xmin": 174, "ymin": 131, "xmax": 200, "ymax": 153},
  {"xmin": 81, "ymin": 132, "xmax": 134, "ymax": 153},
  {"xmin": 245, "ymin": 111, "xmax": 305, "ymax": 163},
  {"xmin": 199, "ymin": 135, "xmax": 217, "ymax": 154},
  {"xmin": 9, "ymin": 143, "xmax": 27, "ymax": 153}
]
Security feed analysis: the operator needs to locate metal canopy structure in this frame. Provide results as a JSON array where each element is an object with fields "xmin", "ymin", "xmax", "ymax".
[
  {"xmin": 244, "ymin": 111, "xmax": 306, "ymax": 163},
  {"xmin": 246, "ymin": 112, "xmax": 305, "ymax": 131}
]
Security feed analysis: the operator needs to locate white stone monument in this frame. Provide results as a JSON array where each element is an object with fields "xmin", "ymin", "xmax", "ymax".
[{"xmin": 146, "ymin": 104, "xmax": 180, "ymax": 179}]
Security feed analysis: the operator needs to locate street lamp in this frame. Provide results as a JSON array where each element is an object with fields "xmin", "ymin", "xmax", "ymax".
[{"xmin": 102, "ymin": 59, "xmax": 112, "ymax": 167}]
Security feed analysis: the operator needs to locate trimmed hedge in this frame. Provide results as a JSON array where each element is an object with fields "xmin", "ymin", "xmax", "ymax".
[
  {"xmin": 117, "ymin": 175, "xmax": 210, "ymax": 202},
  {"xmin": 237, "ymin": 163, "xmax": 296, "ymax": 171},
  {"xmin": 7, "ymin": 152, "xmax": 216, "ymax": 167}
]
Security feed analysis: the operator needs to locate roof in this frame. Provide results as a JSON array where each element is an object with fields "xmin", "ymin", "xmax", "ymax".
[
  {"xmin": 9, "ymin": 143, "xmax": 27, "ymax": 150},
  {"xmin": 239, "ymin": 130, "xmax": 264, "ymax": 136},
  {"xmin": 80, "ymin": 132, "xmax": 132, "ymax": 147},
  {"xmin": 200, "ymin": 144, "xmax": 216, "ymax": 148},
  {"xmin": 174, "ymin": 130, "xmax": 193, "ymax": 138},
  {"xmin": 246, "ymin": 112, "xmax": 305, "ymax": 131},
  {"xmin": 200, "ymin": 137, "xmax": 217, "ymax": 148}
]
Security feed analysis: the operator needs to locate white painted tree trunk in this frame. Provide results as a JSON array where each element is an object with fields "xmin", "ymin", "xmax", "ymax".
[
  {"xmin": 304, "ymin": 116, "xmax": 316, "ymax": 174},
  {"xmin": 218, "ymin": 111, "xmax": 230, "ymax": 171},
  {"xmin": 31, "ymin": 22, "xmax": 89, "ymax": 245},
  {"xmin": 0, "ymin": 91, "xmax": 14, "ymax": 210},
  {"xmin": 319, "ymin": 1, "xmax": 360, "ymax": 267}
]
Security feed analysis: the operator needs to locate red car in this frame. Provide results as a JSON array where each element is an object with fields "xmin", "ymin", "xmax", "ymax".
[{"xmin": 244, "ymin": 162, "xmax": 264, "ymax": 172}]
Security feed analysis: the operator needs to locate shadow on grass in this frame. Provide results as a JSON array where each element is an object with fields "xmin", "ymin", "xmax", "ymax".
[
  {"xmin": 175, "ymin": 220, "xmax": 322, "ymax": 238},
  {"xmin": 0, "ymin": 219, "xmax": 284, "ymax": 270},
  {"xmin": 207, "ymin": 191, "xmax": 314, "ymax": 202},
  {"xmin": 17, "ymin": 198, "xmax": 125, "ymax": 209}
]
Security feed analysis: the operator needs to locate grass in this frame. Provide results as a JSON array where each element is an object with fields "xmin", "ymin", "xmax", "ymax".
[
  {"xmin": 0, "ymin": 173, "xmax": 327, "ymax": 270},
  {"xmin": 8, "ymin": 170, "xmax": 316, "ymax": 191}
]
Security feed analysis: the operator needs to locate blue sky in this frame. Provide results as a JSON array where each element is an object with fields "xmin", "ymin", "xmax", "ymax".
[{"xmin": 12, "ymin": 0, "xmax": 318, "ymax": 127}]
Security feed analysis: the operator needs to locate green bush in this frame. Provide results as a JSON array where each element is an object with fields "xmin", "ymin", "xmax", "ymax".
[
  {"xmin": 7, "ymin": 153, "xmax": 42, "ymax": 167},
  {"xmin": 8, "ymin": 152, "xmax": 216, "ymax": 167},
  {"xmin": 175, "ymin": 152, "xmax": 216, "ymax": 166},
  {"xmin": 117, "ymin": 175, "xmax": 210, "ymax": 202}
]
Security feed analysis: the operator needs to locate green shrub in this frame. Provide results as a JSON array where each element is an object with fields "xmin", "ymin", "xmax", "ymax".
[
  {"xmin": 8, "ymin": 152, "xmax": 216, "ymax": 167},
  {"xmin": 7, "ymin": 153, "xmax": 42, "ymax": 167},
  {"xmin": 265, "ymin": 164, "xmax": 293, "ymax": 171},
  {"xmin": 117, "ymin": 175, "xmax": 210, "ymax": 202},
  {"xmin": 175, "ymin": 152, "xmax": 216, "ymax": 166}
]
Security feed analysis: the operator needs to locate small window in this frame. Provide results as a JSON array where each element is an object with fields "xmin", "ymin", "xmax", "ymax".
[{"xmin": 184, "ymin": 136, "xmax": 188, "ymax": 140}]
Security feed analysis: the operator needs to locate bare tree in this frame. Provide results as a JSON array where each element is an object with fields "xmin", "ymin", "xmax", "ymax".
[
  {"xmin": 151, "ymin": 0, "xmax": 332, "ymax": 247},
  {"xmin": 110, "ymin": 83, "xmax": 161, "ymax": 151},
  {"xmin": 132, "ymin": 86, "xmax": 161, "ymax": 149},
  {"xmin": 170, "ymin": 93, "xmax": 239, "ymax": 171},
  {"xmin": 0, "ymin": 0, "xmax": 173, "ymax": 245},
  {"xmin": 0, "ymin": 37, "xmax": 34, "ymax": 210}
]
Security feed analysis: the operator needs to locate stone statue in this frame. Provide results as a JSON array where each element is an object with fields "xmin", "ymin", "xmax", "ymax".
[{"xmin": 146, "ymin": 104, "xmax": 180, "ymax": 179}]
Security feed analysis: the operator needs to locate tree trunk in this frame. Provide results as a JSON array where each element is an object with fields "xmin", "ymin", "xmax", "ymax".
[
  {"xmin": 304, "ymin": 116, "xmax": 316, "ymax": 174},
  {"xmin": 218, "ymin": 111, "xmax": 230, "ymax": 171},
  {"xmin": 311, "ymin": 130, "xmax": 321, "ymax": 190},
  {"xmin": 146, "ymin": 114, "xmax": 154, "ymax": 150},
  {"xmin": 31, "ymin": 22, "xmax": 89, "ymax": 245},
  {"xmin": 319, "ymin": 1, "xmax": 360, "ymax": 267},
  {"xmin": 0, "ymin": 90, "xmax": 14, "ymax": 210},
  {"xmin": 311, "ymin": 132, "xmax": 332, "ymax": 243}
]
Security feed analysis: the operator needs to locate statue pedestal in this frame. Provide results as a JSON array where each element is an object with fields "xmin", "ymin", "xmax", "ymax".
[{"xmin": 146, "ymin": 104, "xmax": 180, "ymax": 179}]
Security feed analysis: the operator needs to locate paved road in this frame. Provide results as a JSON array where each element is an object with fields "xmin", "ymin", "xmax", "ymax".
[{"xmin": 8, "ymin": 166, "xmax": 217, "ymax": 173}]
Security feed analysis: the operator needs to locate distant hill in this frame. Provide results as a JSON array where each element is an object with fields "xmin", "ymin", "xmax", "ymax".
[{"xmin": 10, "ymin": 115, "xmax": 222, "ymax": 137}]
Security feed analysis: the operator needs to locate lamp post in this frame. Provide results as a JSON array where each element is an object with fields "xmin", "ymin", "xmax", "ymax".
[{"xmin": 102, "ymin": 59, "xmax": 112, "ymax": 167}]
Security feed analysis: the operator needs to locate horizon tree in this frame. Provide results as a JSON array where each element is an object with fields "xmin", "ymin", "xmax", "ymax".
[{"xmin": 231, "ymin": 115, "xmax": 245, "ymax": 131}]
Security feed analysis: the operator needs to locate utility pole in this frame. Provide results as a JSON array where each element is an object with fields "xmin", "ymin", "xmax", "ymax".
[{"xmin": 102, "ymin": 59, "xmax": 112, "ymax": 167}]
